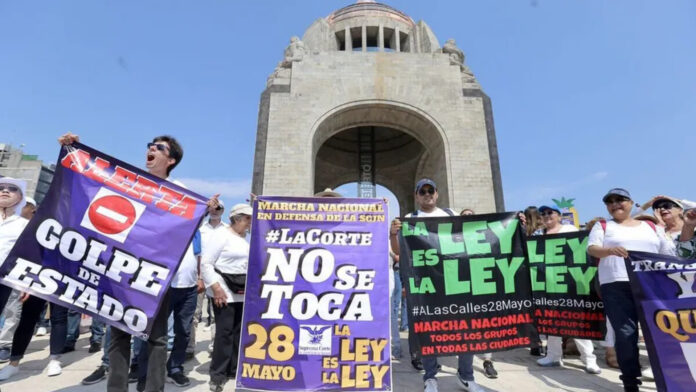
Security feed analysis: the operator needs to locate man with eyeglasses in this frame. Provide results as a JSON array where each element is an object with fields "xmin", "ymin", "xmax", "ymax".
[
  {"xmin": 194, "ymin": 201, "xmax": 228, "ymax": 354},
  {"xmin": 59, "ymin": 133, "xmax": 218, "ymax": 391},
  {"xmin": 390, "ymin": 179, "xmax": 482, "ymax": 392}
]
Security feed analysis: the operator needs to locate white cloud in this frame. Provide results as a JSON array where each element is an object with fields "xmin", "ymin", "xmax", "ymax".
[{"xmin": 178, "ymin": 177, "xmax": 252, "ymax": 198}]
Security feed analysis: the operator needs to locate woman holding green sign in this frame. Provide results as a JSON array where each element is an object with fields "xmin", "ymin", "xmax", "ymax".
[{"xmin": 533, "ymin": 206, "xmax": 601, "ymax": 374}]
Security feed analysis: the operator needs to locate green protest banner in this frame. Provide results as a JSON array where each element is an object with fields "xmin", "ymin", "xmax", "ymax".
[
  {"xmin": 399, "ymin": 212, "xmax": 537, "ymax": 357},
  {"xmin": 526, "ymin": 231, "xmax": 605, "ymax": 339}
]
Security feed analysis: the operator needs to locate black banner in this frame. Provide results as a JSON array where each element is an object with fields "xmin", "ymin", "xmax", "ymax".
[
  {"xmin": 399, "ymin": 212, "xmax": 537, "ymax": 357},
  {"xmin": 527, "ymin": 231, "xmax": 606, "ymax": 340}
]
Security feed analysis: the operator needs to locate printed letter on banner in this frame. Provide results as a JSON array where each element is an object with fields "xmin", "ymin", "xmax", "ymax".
[
  {"xmin": 0, "ymin": 143, "xmax": 207, "ymax": 338},
  {"xmin": 527, "ymin": 231, "xmax": 606, "ymax": 339},
  {"xmin": 626, "ymin": 251, "xmax": 696, "ymax": 392},
  {"xmin": 237, "ymin": 196, "xmax": 391, "ymax": 391},
  {"xmin": 400, "ymin": 212, "xmax": 537, "ymax": 357}
]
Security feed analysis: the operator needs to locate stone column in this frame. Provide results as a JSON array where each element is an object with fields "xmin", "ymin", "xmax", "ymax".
[
  {"xmin": 395, "ymin": 27, "xmax": 401, "ymax": 52},
  {"xmin": 361, "ymin": 25, "xmax": 367, "ymax": 52},
  {"xmin": 345, "ymin": 26, "xmax": 352, "ymax": 51},
  {"xmin": 378, "ymin": 24, "xmax": 384, "ymax": 51}
]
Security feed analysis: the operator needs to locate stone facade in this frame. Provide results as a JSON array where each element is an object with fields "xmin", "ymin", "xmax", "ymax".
[{"xmin": 252, "ymin": 1, "xmax": 503, "ymax": 214}]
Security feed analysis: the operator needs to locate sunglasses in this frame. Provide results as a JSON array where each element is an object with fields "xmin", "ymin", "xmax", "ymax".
[
  {"xmin": 540, "ymin": 211, "xmax": 557, "ymax": 217},
  {"xmin": 605, "ymin": 197, "xmax": 629, "ymax": 204},
  {"xmin": 215, "ymin": 205, "xmax": 223, "ymax": 211},
  {"xmin": 418, "ymin": 188, "xmax": 435, "ymax": 196},
  {"xmin": 653, "ymin": 201, "xmax": 678, "ymax": 210},
  {"xmin": 146, "ymin": 142, "xmax": 169, "ymax": 152},
  {"xmin": 0, "ymin": 185, "xmax": 20, "ymax": 193}
]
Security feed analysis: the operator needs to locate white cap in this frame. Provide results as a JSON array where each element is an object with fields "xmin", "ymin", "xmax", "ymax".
[
  {"xmin": 229, "ymin": 203, "xmax": 253, "ymax": 217},
  {"xmin": 0, "ymin": 177, "xmax": 27, "ymax": 212},
  {"xmin": 25, "ymin": 196, "xmax": 37, "ymax": 206}
]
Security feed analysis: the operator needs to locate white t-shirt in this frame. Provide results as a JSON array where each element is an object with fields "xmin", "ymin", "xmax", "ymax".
[
  {"xmin": 200, "ymin": 220, "xmax": 228, "ymax": 250},
  {"xmin": 405, "ymin": 208, "xmax": 454, "ymax": 218},
  {"xmin": 201, "ymin": 229, "xmax": 249, "ymax": 303},
  {"xmin": 165, "ymin": 177, "xmax": 198, "ymax": 288},
  {"xmin": 534, "ymin": 224, "xmax": 578, "ymax": 235},
  {"xmin": 588, "ymin": 220, "xmax": 676, "ymax": 284},
  {"xmin": 0, "ymin": 214, "xmax": 28, "ymax": 267}
]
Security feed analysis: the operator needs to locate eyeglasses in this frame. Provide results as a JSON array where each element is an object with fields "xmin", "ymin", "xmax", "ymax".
[
  {"xmin": 653, "ymin": 201, "xmax": 678, "ymax": 210},
  {"xmin": 146, "ymin": 142, "xmax": 169, "ymax": 152},
  {"xmin": 0, "ymin": 185, "xmax": 20, "ymax": 193},
  {"xmin": 418, "ymin": 188, "xmax": 435, "ymax": 196},
  {"xmin": 605, "ymin": 197, "xmax": 629, "ymax": 205}
]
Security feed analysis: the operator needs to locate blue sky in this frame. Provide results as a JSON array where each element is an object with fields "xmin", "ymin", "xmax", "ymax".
[{"xmin": 1, "ymin": 1, "xmax": 694, "ymax": 222}]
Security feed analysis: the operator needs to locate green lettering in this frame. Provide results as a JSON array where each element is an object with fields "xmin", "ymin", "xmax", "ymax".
[
  {"xmin": 496, "ymin": 257, "xmax": 524, "ymax": 294},
  {"xmin": 443, "ymin": 259, "xmax": 470, "ymax": 295},
  {"xmin": 526, "ymin": 240, "xmax": 544, "ymax": 263},
  {"xmin": 462, "ymin": 221, "xmax": 490, "ymax": 255},
  {"xmin": 438, "ymin": 223, "xmax": 464, "ymax": 255},
  {"xmin": 413, "ymin": 222, "xmax": 428, "ymax": 236},
  {"xmin": 488, "ymin": 219, "xmax": 518, "ymax": 254},
  {"xmin": 567, "ymin": 237, "xmax": 588, "ymax": 265},
  {"xmin": 424, "ymin": 249, "xmax": 439, "ymax": 266},
  {"xmin": 412, "ymin": 250, "xmax": 425, "ymax": 267},
  {"xmin": 469, "ymin": 257, "xmax": 496, "ymax": 295},
  {"xmin": 402, "ymin": 222, "xmax": 414, "ymax": 236},
  {"xmin": 546, "ymin": 266, "xmax": 568, "ymax": 293},
  {"xmin": 409, "ymin": 277, "xmax": 436, "ymax": 294},
  {"xmin": 544, "ymin": 238, "xmax": 566, "ymax": 264},
  {"xmin": 529, "ymin": 266, "xmax": 545, "ymax": 291},
  {"xmin": 568, "ymin": 266, "xmax": 596, "ymax": 295}
]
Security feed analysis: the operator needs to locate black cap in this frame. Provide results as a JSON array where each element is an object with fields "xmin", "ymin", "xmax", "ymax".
[
  {"xmin": 538, "ymin": 205, "xmax": 561, "ymax": 214},
  {"xmin": 602, "ymin": 188, "xmax": 632, "ymax": 202},
  {"xmin": 415, "ymin": 178, "xmax": 437, "ymax": 193}
]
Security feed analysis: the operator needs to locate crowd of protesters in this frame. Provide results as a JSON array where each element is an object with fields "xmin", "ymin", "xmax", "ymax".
[{"xmin": 0, "ymin": 132, "xmax": 694, "ymax": 392}]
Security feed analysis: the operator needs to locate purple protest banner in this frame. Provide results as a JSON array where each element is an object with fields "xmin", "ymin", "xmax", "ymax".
[
  {"xmin": 236, "ymin": 196, "xmax": 391, "ymax": 391},
  {"xmin": 626, "ymin": 251, "xmax": 696, "ymax": 392},
  {"xmin": 0, "ymin": 142, "xmax": 207, "ymax": 338}
]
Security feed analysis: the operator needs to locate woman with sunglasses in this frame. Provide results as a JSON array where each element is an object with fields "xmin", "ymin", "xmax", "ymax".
[
  {"xmin": 587, "ymin": 188, "xmax": 675, "ymax": 392},
  {"xmin": 533, "ymin": 206, "xmax": 601, "ymax": 373}
]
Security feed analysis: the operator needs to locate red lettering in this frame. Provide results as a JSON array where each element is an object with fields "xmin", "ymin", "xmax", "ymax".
[
  {"xmin": 130, "ymin": 176, "xmax": 159, "ymax": 203},
  {"xmin": 60, "ymin": 149, "xmax": 91, "ymax": 173},
  {"xmin": 155, "ymin": 186, "xmax": 195, "ymax": 219},
  {"xmin": 107, "ymin": 166, "xmax": 138, "ymax": 195}
]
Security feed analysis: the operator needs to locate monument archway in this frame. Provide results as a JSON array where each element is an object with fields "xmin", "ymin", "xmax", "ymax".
[
  {"xmin": 312, "ymin": 102, "xmax": 450, "ymax": 213},
  {"xmin": 252, "ymin": 1, "xmax": 504, "ymax": 213}
]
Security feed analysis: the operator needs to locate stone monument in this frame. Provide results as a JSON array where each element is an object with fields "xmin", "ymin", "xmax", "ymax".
[{"xmin": 252, "ymin": 0, "xmax": 504, "ymax": 213}]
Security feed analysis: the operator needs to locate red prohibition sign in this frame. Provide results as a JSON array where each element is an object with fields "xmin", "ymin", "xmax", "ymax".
[{"xmin": 87, "ymin": 195, "xmax": 137, "ymax": 235}]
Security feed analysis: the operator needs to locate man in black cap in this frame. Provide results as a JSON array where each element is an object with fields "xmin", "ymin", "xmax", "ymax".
[{"xmin": 390, "ymin": 179, "xmax": 481, "ymax": 392}]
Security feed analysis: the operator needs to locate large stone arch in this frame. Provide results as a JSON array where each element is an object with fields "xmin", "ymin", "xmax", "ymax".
[{"xmin": 310, "ymin": 100, "xmax": 451, "ymax": 213}]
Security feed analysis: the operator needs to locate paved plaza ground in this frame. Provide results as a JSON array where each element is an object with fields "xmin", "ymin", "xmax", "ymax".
[{"xmin": 0, "ymin": 326, "xmax": 655, "ymax": 392}]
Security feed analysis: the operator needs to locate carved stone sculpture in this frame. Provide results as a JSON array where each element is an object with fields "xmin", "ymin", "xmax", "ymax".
[
  {"xmin": 281, "ymin": 36, "xmax": 306, "ymax": 68},
  {"xmin": 442, "ymin": 38, "xmax": 477, "ymax": 84}
]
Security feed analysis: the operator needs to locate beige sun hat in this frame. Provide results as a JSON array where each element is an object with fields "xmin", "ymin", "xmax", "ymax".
[{"xmin": 314, "ymin": 188, "xmax": 342, "ymax": 198}]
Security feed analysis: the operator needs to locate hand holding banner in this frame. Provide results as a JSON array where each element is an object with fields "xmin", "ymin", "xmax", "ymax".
[
  {"xmin": 0, "ymin": 143, "xmax": 207, "ymax": 338},
  {"xmin": 237, "ymin": 196, "xmax": 391, "ymax": 391}
]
